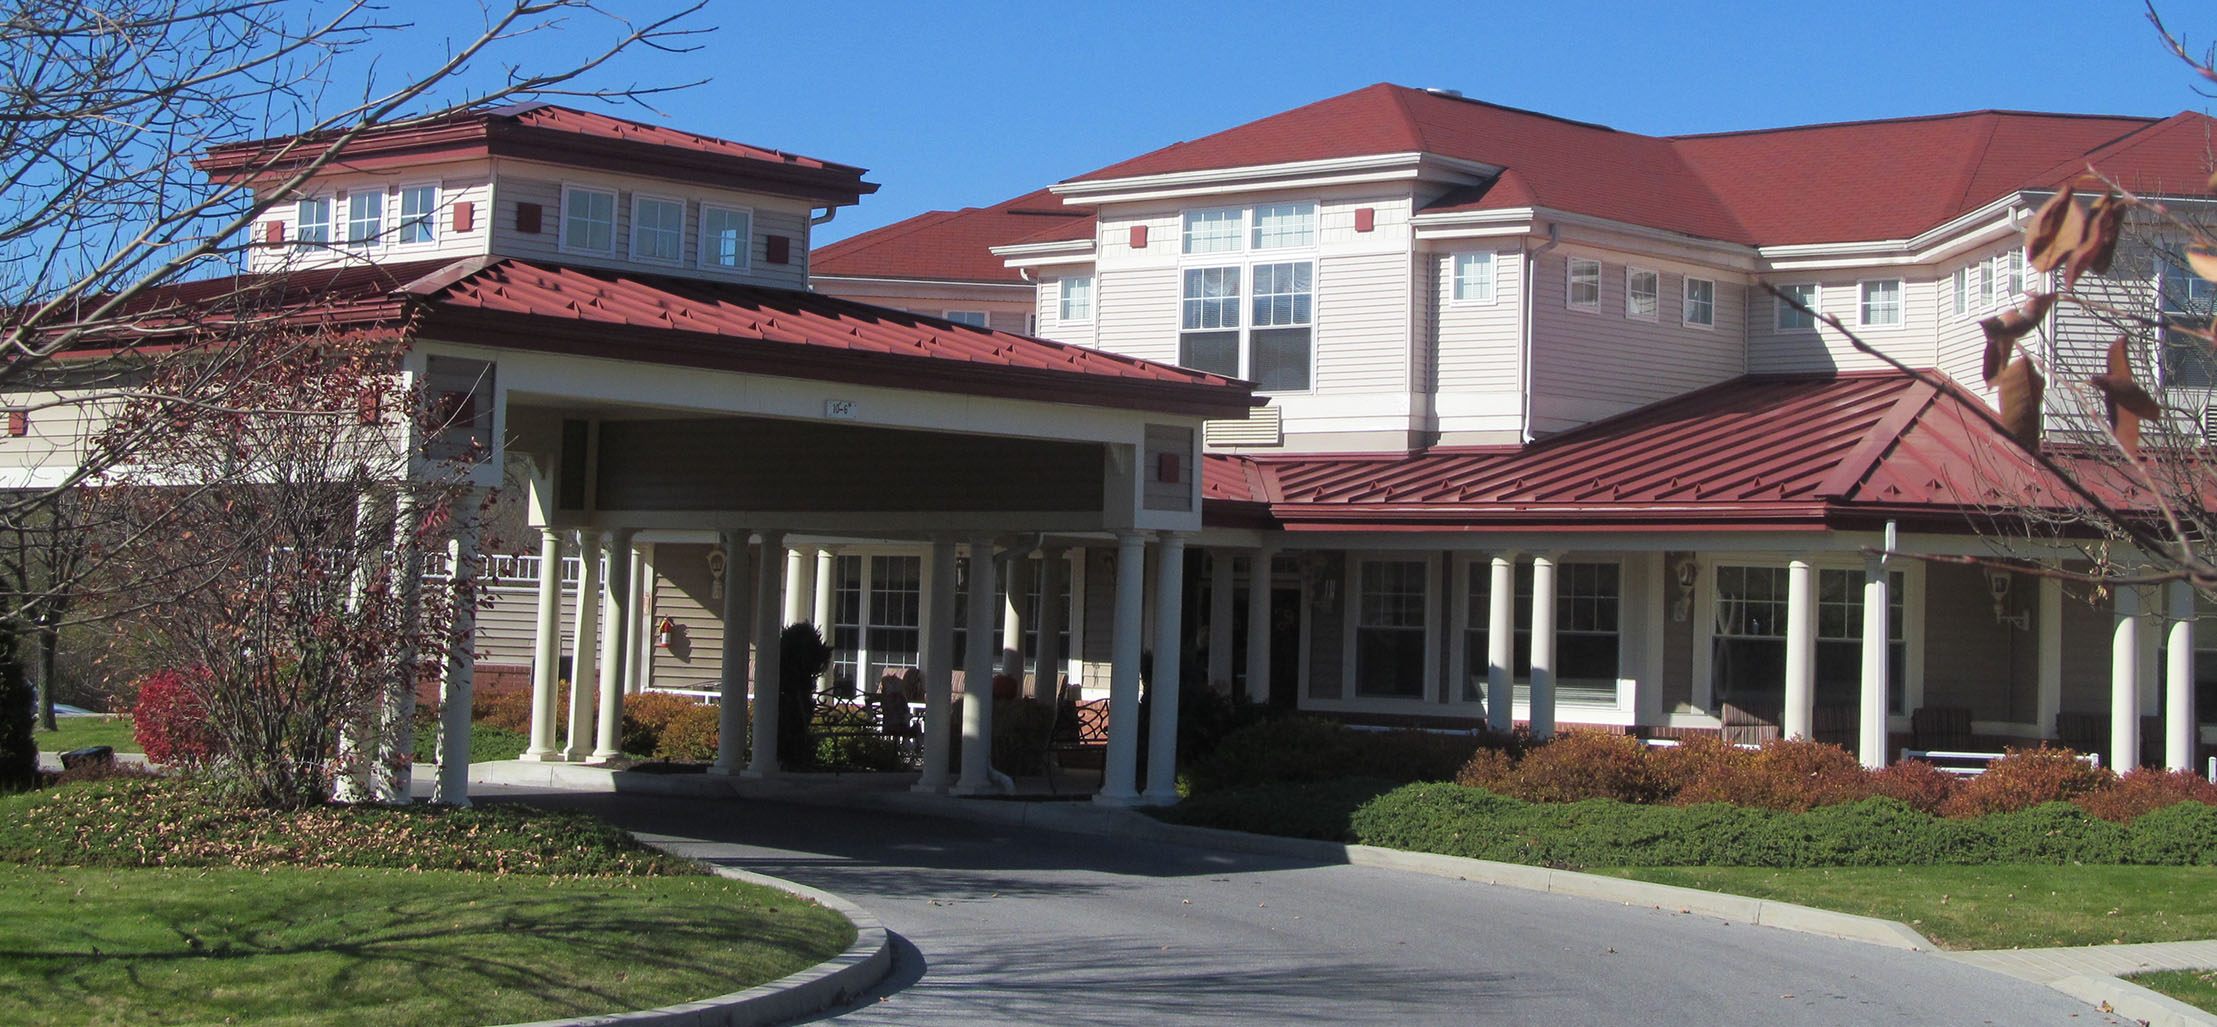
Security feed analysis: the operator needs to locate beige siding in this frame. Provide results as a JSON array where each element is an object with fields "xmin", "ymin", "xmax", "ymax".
[
  {"xmin": 1920, "ymin": 564, "xmax": 2039, "ymax": 722},
  {"xmin": 1746, "ymin": 273, "xmax": 1940, "ymax": 376},
  {"xmin": 487, "ymin": 170, "xmax": 813, "ymax": 290},
  {"xmin": 646, "ymin": 542, "xmax": 733, "ymax": 692},
  {"xmin": 1039, "ymin": 275, "xmax": 1096, "ymax": 348},
  {"xmin": 472, "ymin": 582, "xmax": 576, "ymax": 668},
  {"xmin": 1093, "ymin": 266, "xmax": 1180, "ymax": 366},
  {"xmin": 1529, "ymin": 249, "xmax": 1745, "ymax": 434},
  {"xmin": 1433, "ymin": 248, "xmax": 1523, "ymax": 392},
  {"xmin": 1313, "ymin": 251, "xmax": 1412, "ymax": 394},
  {"xmin": 248, "ymin": 166, "xmax": 494, "ymax": 274}
]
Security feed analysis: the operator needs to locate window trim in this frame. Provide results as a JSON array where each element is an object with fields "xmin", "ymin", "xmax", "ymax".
[
  {"xmin": 1336, "ymin": 552, "xmax": 1443, "ymax": 705},
  {"xmin": 1625, "ymin": 267, "xmax": 1659, "ymax": 321},
  {"xmin": 696, "ymin": 202, "xmax": 753, "ymax": 272},
  {"xmin": 1774, "ymin": 282, "xmax": 1818, "ymax": 332},
  {"xmin": 1181, "ymin": 206, "xmax": 1246, "ymax": 255},
  {"xmin": 1450, "ymin": 251, "xmax": 1497, "ymax": 306},
  {"xmin": 1178, "ymin": 258, "xmax": 1316, "ymax": 394},
  {"xmin": 343, "ymin": 190, "xmax": 384, "ymax": 249},
  {"xmin": 1567, "ymin": 257, "xmax": 1602, "ymax": 311},
  {"xmin": 1950, "ymin": 267, "xmax": 1969, "ymax": 318},
  {"xmin": 627, "ymin": 192, "xmax": 686, "ymax": 265},
  {"xmin": 395, "ymin": 182, "xmax": 439, "ymax": 248},
  {"xmin": 1249, "ymin": 201, "xmax": 1317, "ymax": 250},
  {"xmin": 1683, "ymin": 276, "xmax": 1716, "ymax": 328},
  {"xmin": 294, "ymin": 196, "xmax": 332, "ymax": 248},
  {"xmin": 558, "ymin": 184, "xmax": 618, "ymax": 256},
  {"xmin": 1057, "ymin": 274, "xmax": 1094, "ymax": 323},
  {"xmin": 1857, "ymin": 278, "xmax": 1904, "ymax": 328},
  {"xmin": 1686, "ymin": 555, "xmax": 1925, "ymax": 724}
]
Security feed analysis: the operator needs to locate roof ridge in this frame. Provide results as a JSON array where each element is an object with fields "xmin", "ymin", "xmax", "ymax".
[
  {"xmin": 1670, "ymin": 109, "xmax": 2157, "ymax": 142},
  {"xmin": 2013, "ymin": 111, "xmax": 2217, "ymax": 193}
]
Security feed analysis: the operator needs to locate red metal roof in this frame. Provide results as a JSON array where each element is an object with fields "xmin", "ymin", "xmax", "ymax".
[
  {"xmin": 197, "ymin": 103, "xmax": 876, "ymax": 206},
  {"xmin": 1219, "ymin": 372, "xmax": 2098, "ymax": 531},
  {"xmin": 407, "ymin": 258, "xmax": 1251, "ymax": 416},
  {"xmin": 813, "ymin": 188, "xmax": 1096, "ymax": 284}
]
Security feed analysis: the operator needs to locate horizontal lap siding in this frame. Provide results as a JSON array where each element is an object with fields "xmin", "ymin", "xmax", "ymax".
[
  {"xmin": 1093, "ymin": 267, "xmax": 1179, "ymax": 366},
  {"xmin": 491, "ymin": 173, "xmax": 811, "ymax": 290},
  {"xmin": 473, "ymin": 583, "xmax": 576, "ymax": 667},
  {"xmin": 1434, "ymin": 248, "xmax": 1522, "ymax": 393},
  {"xmin": 249, "ymin": 170, "xmax": 493, "ymax": 273},
  {"xmin": 1315, "ymin": 252, "xmax": 1411, "ymax": 394},
  {"xmin": 648, "ymin": 542, "xmax": 731, "ymax": 692},
  {"xmin": 1530, "ymin": 251, "xmax": 1744, "ymax": 432},
  {"xmin": 1041, "ymin": 276, "xmax": 1096, "ymax": 349},
  {"xmin": 1747, "ymin": 274, "xmax": 1938, "ymax": 376}
]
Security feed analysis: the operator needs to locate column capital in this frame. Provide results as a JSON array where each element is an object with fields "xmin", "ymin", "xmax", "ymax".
[{"xmin": 758, "ymin": 528, "xmax": 787, "ymax": 546}]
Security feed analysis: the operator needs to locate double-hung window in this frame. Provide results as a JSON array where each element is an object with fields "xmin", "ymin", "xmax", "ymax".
[
  {"xmin": 2157, "ymin": 245, "xmax": 2217, "ymax": 389},
  {"xmin": 1177, "ymin": 202, "xmax": 1316, "ymax": 391},
  {"xmin": 1858, "ymin": 279, "xmax": 1903, "ymax": 327},
  {"xmin": 1059, "ymin": 275, "xmax": 1093, "ymax": 322},
  {"xmin": 1463, "ymin": 560, "xmax": 1621, "ymax": 706},
  {"xmin": 561, "ymin": 186, "xmax": 616, "ymax": 254},
  {"xmin": 1567, "ymin": 257, "xmax": 1601, "ymax": 310},
  {"xmin": 1625, "ymin": 268, "xmax": 1659, "ymax": 320},
  {"xmin": 295, "ymin": 198, "xmax": 331, "ymax": 247},
  {"xmin": 699, "ymin": 204, "xmax": 751, "ymax": 270},
  {"xmin": 1452, "ymin": 252, "xmax": 1496, "ymax": 303},
  {"xmin": 1355, "ymin": 560, "xmax": 1428, "ymax": 698},
  {"xmin": 631, "ymin": 195, "xmax": 684, "ymax": 263},
  {"xmin": 1775, "ymin": 283, "xmax": 1817, "ymax": 330},
  {"xmin": 1712, "ymin": 565, "xmax": 1905, "ymax": 715},
  {"xmin": 1683, "ymin": 277, "xmax": 1715, "ymax": 327},
  {"xmin": 345, "ymin": 192, "xmax": 382, "ymax": 248},
  {"xmin": 1951, "ymin": 267, "xmax": 1969, "ymax": 317},
  {"xmin": 397, "ymin": 185, "xmax": 437, "ymax": 245}
]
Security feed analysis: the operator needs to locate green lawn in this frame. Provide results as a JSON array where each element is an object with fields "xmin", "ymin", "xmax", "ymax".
[
  {"xmin": 34, "ymin": 717, "xmax": 140, "ymax": 755},
  {"xmin": 0, "ymin": 863, "xmax": 853, "ymax": 1026},
  {"xmin": 1599, "ymin": 865, "xmax": 2217, "ymax": 950},
  {"xmin": 2124, "ymin": 969, "xmax": 2217, "ymax": 1013}
]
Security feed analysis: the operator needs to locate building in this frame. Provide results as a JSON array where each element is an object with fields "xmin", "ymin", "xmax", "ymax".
[{"xmin": 813, "ymin": 83, "xmax": 2217, "ymax": 773}]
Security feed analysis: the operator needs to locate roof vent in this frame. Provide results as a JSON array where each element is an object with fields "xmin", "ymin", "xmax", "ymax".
[
  {"xmin": 1423, "ymin": 87, "xmax": 1464, "ymax": 98},
  {"xmin": 1204, "ymin": 405, "xmax": 1283, "ymax": 448}
]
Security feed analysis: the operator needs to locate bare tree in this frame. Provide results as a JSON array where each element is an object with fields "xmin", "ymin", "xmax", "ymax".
[{"xmin": 0, "ymin": 0, "xmax": 704, "ymax": 790}]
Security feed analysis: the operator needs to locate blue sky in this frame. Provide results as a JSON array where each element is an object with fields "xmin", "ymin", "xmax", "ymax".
[{"xmin": 375, "ymin": 0, "xmax": 2209, "ymax": 245}]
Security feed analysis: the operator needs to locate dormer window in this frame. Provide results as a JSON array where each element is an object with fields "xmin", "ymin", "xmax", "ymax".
[
  {"xmin": 1251, "ymin": 202, "xmax": 1316, "ymax": 249},
  {"xmin": 699, "ymin": 204, "xmax": 751, "ymax": 270},
  {"xmin": 398, "ymin": 184, "xmax": 437, "ymax": 245},
  {"xmin": 346, "ymin": 192, "xmax": 382, "ymax": 247},
  {"xmin": 1182, "ymin": 208, "xmax": 1244, "ymax": 254},
  {"xmin": 560, "ymin": 185, "xmax": 616, "ymax": 255},
  {"xmin": 296, "ymin": 198, "xmax": 330, "ymax": 246},
  {"xmin": 631, "ymin": 194, "xmax": 684, "ymax": 263}
]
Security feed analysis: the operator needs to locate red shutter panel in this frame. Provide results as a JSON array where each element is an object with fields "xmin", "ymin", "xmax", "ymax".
[
  {"xmin": 7, "ymin": 411, "xmax": 26, "ymax": 437},
  {"xmin": 1130, "ymin": 225, "xmax": 1148, "ymax": 248},
  {"xmin": 452, "ymin": 201, "xmax": 475, "ymax": 234},
  {"xmin": 1156, "ymin": 452, "xmax": 1181, "ymax": 484},
  {"xmin": 766, "ymin": 234, "xmax": 790, "ymax": 264},
  {"xmin": 515, "ymin": 202, "xmax": 542, "ymax": 234},
  {"xmin": 264, "ymin": 222, "xmax": 284, "ymax": 246},
  {"xmin": 1354, "ymin": 207, "xmax": 1375, "ymax": 233}
]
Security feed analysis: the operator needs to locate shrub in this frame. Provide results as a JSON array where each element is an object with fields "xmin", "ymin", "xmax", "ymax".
[
  {"xmin": 1157, "ymin": 778, "xmax": 1400, "ymax": 842},
  {"xmin": 811, "ymin": 704, "xmax": 906, "ymax": 771},
  {"xmin": 2122, "ymin": 801, "xmax": 2217, "ymax": 864},
  {"xmin": 1453, "ymin": 747, "xmax": 1513, "ymax": 790},
  {"xmin": 1939, "ymin": 747, "xmax": 2113, "ymax": 818},
  {"xmin": 1499, "ymin": 729, "xmax": 1662, "ymax": 804},
  {"xmin": 129, "ymin": 668, "xmax": 218, "ymax": 765},
  {"xmin": 2075, "ymin": 767, "xmax": 2217, "ymax": 824},
  {"xmin": 1674, "ymin": 739, "xmax": 1873, "ymax": 812},
  {"xmin": 472, "ymin": 687, "xmax": 564, "ymax": 736},
  {"xmin": 1648, "ymin": 735, "xmax": 1750, "ymax": 799},
  {"xmin": 1870, "ymin": 759, "xmax": 1957, "ymax": 814},
  {"xmin": 620, "ymin": 691, "xmax": 701, "ymax": 756},
  {"xmin": 1184, "ymin": 717, "xmax": 1364, "ymax": 793},
  {"xmin": 654, "ymin": 703, "xmax": 725, "ymax": 763}
]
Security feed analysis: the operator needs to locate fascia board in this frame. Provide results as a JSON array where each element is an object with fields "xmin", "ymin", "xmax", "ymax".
[{"xmin": 1049, "ymin": 153, "xmax": 1496, "ymax": 205}]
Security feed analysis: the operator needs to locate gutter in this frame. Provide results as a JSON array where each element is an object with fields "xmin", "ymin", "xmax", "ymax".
[{"xmin": 1521, "ymin": 224, "xmax": 1560, "ymax": 444}]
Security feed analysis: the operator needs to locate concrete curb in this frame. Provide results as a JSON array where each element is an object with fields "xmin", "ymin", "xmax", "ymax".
[
  {"xmin": 2050, "ymin": 975, "xmax": 2217, "ymax": 1027},
  {"xmin": 494, "ymin": 855, "xmax": 893, "ymax": 1027}
]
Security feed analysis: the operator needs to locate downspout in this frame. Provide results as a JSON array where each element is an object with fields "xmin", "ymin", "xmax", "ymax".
[
  {"xmin": 1521, "ymin": 223, "xmax": 1560, "ymax": 444},
  {"xmin": 809, "ymin": 206, "xmax": 837, "ymax": 227}
]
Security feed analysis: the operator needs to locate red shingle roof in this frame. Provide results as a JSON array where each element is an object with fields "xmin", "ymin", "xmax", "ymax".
[
  {"xmin": 1220, "ymin": 372, "xmax": 2096, "ymax": 530},
  {"xmin": 813, "ymin": 189, "xmax": 1095, "ymax": 284}
]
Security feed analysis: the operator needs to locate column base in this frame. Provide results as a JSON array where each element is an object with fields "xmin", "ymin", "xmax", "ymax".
[
  {"xmin": 740, "ymin": 767, "xmax": 778, "ymax": 780},
  {"xmin": 588, "ymin": 748, "xmax": 622, "ymax": 762},
  {"xmin": 910, "ymin": 781, "xmax": 949, "ymax": 795},
  {"xmin": 705, "ymin": 763, "xmax": 743, "ymax": 778},
  {"xmin": 1092, "ymin": 790, "xmax": 1142, "ymax": 807},
  {"xmin": 1138, "ymin": 790, "xmax": 1180, "ymax": 806},
  {"xmin": 516, "ymin": 749, "xmax": 564, "ymax": 763}
]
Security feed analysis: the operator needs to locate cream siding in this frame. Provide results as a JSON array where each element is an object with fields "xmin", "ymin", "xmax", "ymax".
[
  {"xmin": 1528, "ymin": 249, "xmax": 1745, "ymax": 434},
  {"xmin": 1746, "ymin": 272, "xmax": 1941, "ymax": 376},
  {"xmin": 1092, "ymin": 266, "xmax": 1181, "ymax": 367},
  {"xmin": 248, "ymin": 167, "xmax": 494, "ymax": 274},
  {"xmin": 1039, "ymin": 274, "xmax": 1098, "ymax": 349},
  {"xmin": 488, "ymin": 169, "xmax": 813, "ymax": 290}
]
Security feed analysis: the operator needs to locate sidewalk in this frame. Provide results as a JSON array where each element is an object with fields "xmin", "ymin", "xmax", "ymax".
[{"xmin": 472, "ymin": 759, "xmax": 2217, "ymax": 1026}]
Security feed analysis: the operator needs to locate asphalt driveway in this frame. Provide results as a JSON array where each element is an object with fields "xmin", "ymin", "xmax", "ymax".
[{"xmin": 489, "ymin": 786, "xmax": 2127, "ymax": 1026}]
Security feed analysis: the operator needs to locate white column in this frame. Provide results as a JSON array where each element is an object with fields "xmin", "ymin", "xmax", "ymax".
[
  {"xmin": 784, "ymin": 546, "xmax": 812, "ymax": 626},
  {"xmin": 914, "ymin": 537, "xmax": 958, "ymax": 793},
  {"xmin": 814, "ymin": 547, "xmax": 837, "ymax": 692},
  {"xmin": 628, "ymin": 542, "xmax": 654, "ymax": 694},
  {"xmin": 1244, "ymin": 547, "xmax": 1275, "ymax": 704},
  {"xmin": 1144, "ymin": 532, "xmax": 1187, "ymax": 803},
  {"xmin": 1097, "ymin": 531, "xmax": 1148, "ymax": 804},
  {"xmin": 434, "ymin": 508, "xmax": 480, "ymax": 806},
  {"xmin": 1033, "ymin": 546, "xmax": 1068, "ymax": 702},
  {"xmin": 562, "ymin": 529, "xmax": 602, "ymax": 761},
  {"xmin": 956, "ymin": 535, "xmax": 1000, "ymax": 794},
  {"xmin": 1528, "ymin": 553, "xmax": 1558, "ymax": 739},
  {"xmin": 2169, "ymin": 580, "xmax": 2197, "ymax": 772},
  {"xmin": 1207, "ymin": 549, "xmax": 1235, "ymax": 692},
  {"xmin": 747, "ymin": 530, "xmax": 787, "ymax": 777},
  {"xmin": 709, "ymin": 530, "xmax": 752, "ymax": 777},
  {"xmin": 2114, "ymin": 583, "xmax": 2144, "ymax": 772},
  {"xmin": 1000, "ymin": 550, "xmax": 1032, "ymax": 683},
  {"xmin": 591, "ymin": 530, "xmax": 633, "ymax": 760},
  {"xmin": 1858, "ymin": 556, "xmax": 1890, "ymax": 769},
  {"xmin": 373, "ymin": 490, "xmax": 427, "ymax": 803},
  {"xmin": 520, "ymin": 527, "xmax": 566, "ymax": 762},
  {"xmin": 1487, "ymin": 553, "xmax": 1516, "ymax": 734},
  {"xmin": 1783, "ymin": 558, "xmax": 1816, "ymax": 741},
  {"xmin": 334, "ymin": 489, "xmax": 391, "ymax": 802}
]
